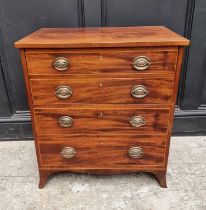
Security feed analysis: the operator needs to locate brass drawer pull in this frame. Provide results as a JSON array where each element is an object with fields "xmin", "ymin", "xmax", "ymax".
[
  {"xmin": 58, "ymin": 116, "xmax": 73, "ymax": 127},
  {"xmin": 55, "ymin": 86, "xmax": 72, "ymax": 99},
  {"xmin": 52, "ymin": 57, "xmax": 70, "ymax": 71},
  {"xmin": 129, "ymin": 116, "xmax": 145, "ymax": 128},
  {"xmin": 60, "ymin": 147, "xmax": 76, "ymax": 159},
  {"xmin": 132, "ymin": 56, "xmax": 150, "ymax": 71},
  {"xmin": 128, "ymin": 147, "xmax": 144, "ymax": 159},
  {"xmin": 131, "ymin": 85, "xmax": 148, "ymax": 98}
]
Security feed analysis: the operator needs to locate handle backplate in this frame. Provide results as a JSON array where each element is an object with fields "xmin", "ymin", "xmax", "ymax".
[
  {"xmin": 55, "ymin": 86, "xmax": 72, "ymax": 99},
  {"xmin": 53, "ymin": 57, "xmax": 70, "ymax": 71},
  {"xmin": 131, "ymin": 85, "xmax": 148, "ymax": 98},
  {"xmin": 128, "ymin": 147, "xmax": 144, "ymax": 159},
  {"xmin": 58, "ymin": 116, "xmax": 73, "ymax": 127},
  {"xmin": 129, "ymin": 116, "xmax": 145, "ymax": 128},
  {"xmin": 132, "ymin": 56, "xmax": 150, "ymax": 71},
  {"xmin": 60, "ymin": 147, "xmax": 76, "ymax": 159}
]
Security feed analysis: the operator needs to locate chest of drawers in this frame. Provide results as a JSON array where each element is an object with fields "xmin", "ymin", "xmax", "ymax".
[{"xmin": 15, "ymin": 26, "xmax": 189, "ymax": 188}]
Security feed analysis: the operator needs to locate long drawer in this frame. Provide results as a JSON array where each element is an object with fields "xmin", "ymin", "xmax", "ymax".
[
  {"xmin": 39, "ymin": 135, "xmax": 166, "ymax": 167},
  {"xmin": 34, "ymin": 106, "xmax": 170, "ymax": 136},
  {"xmin": 30, "ymin": 75, "xmax": 174, "ymax": 106},
  {"xmin": 26, "ymin": 47, "xmax": 178, "ymax": 75}
]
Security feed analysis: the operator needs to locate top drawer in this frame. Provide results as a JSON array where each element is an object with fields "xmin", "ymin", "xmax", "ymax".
[{"xmin": 26, "ymin": 47, "xmax": 178, "ymax": 75}]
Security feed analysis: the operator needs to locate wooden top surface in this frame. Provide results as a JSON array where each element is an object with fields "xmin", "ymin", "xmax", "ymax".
[{"xmin": 15, "ymin": 26, "xmax": 189, "ymax": 48}]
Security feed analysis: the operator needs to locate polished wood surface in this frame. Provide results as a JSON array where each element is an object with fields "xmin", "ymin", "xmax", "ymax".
[
  {"xmin": 16, "ymin": 26, "xmax": 189, "ymax": 188},
  {"xmin": 30, "ymin": 75, "xmax": 174, "ymax": 105},
  {"xmin": 34, "ymin": 106, "xmax": 170, "ymax": 136},
  {"xmin": 15, "ymin": 26, "xmax": 189, "ymax": 48},
  {"xmin": 163, "ymin": 47, "xmax": 185, "ymax": 170},
  {"xmin": 26, "ymin": 47, "xmax": 178, "ymax": 75},
  {"xmin": 19, "ymin": 49, "xmax": 42, "ymax": 168},
  {"xmin": 39, "ymin": 137, "xmax": 165, "ymax": 167},
  {"xmin": 37, "ymin": 134, "xmax": 166, "ymax": 144}
]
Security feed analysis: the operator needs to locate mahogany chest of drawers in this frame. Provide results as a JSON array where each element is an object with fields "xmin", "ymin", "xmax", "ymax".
[{"xmin": 15, "ymin": 26, "xmax": 189, "ymax": 188}]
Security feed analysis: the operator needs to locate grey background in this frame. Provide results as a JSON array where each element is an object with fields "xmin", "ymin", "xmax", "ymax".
[{"xmin": 0, "ymin": 0, "xmax": 205, "ymax": 140}]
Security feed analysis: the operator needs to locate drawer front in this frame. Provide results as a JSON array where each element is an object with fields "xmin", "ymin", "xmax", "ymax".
[
  {"xmin": 30, "ymin": 76, "xmax": 174, "ymax": 105},
  {"xmin": 39, "ymin": 136, "xmax": 165, "ymax": 167},
  {"xmin": 34, "ymin": 106, "xmax": 170, "ymax": 135},
  {"xmin": 26, "ymin": 48, "xmax": 178, "ymax": 75}
]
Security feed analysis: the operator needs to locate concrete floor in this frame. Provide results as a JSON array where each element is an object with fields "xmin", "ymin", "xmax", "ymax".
[{"xmin": 0, "ymin": 137, "xmax": 206, "ymax": 210}]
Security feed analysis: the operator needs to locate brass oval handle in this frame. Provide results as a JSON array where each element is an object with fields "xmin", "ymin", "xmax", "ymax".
[
  {"xmin": 58, "ymin": 116, "xmax": 73, "ymax": 127},
  {"xmin": 131, "ymin": 85, "xmax": 148, "ymax": 98},
  {"xmin": 128, "ymin": 147, "xmax": 144, "ymax": 159},
  {"xmin": 60, "ymin": 147, "xmax": 76, "ymax": 159},
  {"xmin": 132, "ymin": 56, "xmax": 150, "ymax": 71},
  {"xmin": 52, "ymin": 57, "xmax": 70, "ymax": 71},
  {"xmin": 55, "ymin": 86, "xmax": 72, "ymax": 99},
  {"xmin": 129, "ymin": 116, "xmax": 145, "ymax": 128}
]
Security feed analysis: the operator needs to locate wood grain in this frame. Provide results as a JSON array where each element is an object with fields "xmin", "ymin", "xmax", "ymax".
[
  {"xmin": 30, "ymin": 75, "xmax": 174, "ymax": 105},
  {"xmin": 26, "ymin": 47, "xmax": 178, "ymax": 75},
  {"xmin": 15, "ymin": 26, "xmax": 189, "ymax": 48},
  {"xmin": 15, "ymin": 26, "xmax": 189, "ymax": 188},
  {"xmin": 39, "ymin": 136, "xmax": 166, "ymax": 167},
  {"xmin": 19, "ymin": 49, "xmax": 42, "ymax": 168},
  {"xmin": 37, "ymin": 134, "xmax": 166, "ymax": 145},
  {"xmin": 163, "ymin": 47, "xmax": 186, "ymax": 170},
  {"xmin": 34, "ymin": 106, "xmax": 170, "ymax": 136}
]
